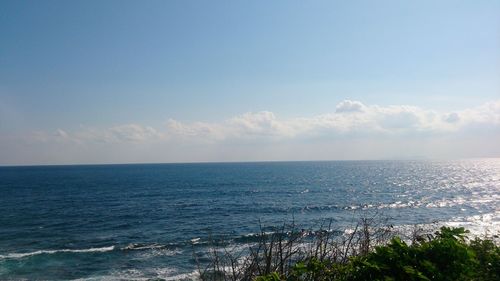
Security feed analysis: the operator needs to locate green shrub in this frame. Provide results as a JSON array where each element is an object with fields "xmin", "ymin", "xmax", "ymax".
[
  {"xmin": 469, "ymin": 237, "xmax": 500, "ymax": 281},
  {"xmin": 256, "ymin": 227, "xmax": 499, "ymax": 281},
  {"xmin": 346, "ymin": 227, "xmax": 476, "ymax": 281}
]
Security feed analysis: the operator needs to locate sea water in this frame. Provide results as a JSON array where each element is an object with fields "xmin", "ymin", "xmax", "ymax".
[{"xmin": 0, "ymin": 160, "xmax": 499, "ymax": 280}]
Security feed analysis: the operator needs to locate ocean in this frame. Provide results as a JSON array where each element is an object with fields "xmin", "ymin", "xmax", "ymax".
[{"xmin": 0, "ymin": 160, "xmax": 499, "ymax": 280}]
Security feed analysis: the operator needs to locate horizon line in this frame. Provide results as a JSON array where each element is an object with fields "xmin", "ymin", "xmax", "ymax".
[{"xmin": 1, "ymin": 157, "xmax": 499, "ymax": 168}]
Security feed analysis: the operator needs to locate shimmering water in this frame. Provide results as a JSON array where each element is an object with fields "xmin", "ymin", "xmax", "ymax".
[{"xmin": 0, "ymin": 160, "xmax": 499, "ymax": 280}]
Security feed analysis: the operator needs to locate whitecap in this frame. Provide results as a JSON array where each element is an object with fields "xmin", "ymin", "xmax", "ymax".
[
  {"xmin": 73, "ymin": 268, "xmax": 200, "ymax": 281},
  {"xmin": 122, "ymin": 243, "xmax": 170, "ymax": 251},
  {"xmin": 0, "ymin": 246, "xmax": 115, "ymax": 260}
]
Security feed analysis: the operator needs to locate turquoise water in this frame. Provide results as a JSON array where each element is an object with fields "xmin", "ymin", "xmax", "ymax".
[{"xmin": 0, "ymin": 160, "xmax": 499, "ymax": 280}]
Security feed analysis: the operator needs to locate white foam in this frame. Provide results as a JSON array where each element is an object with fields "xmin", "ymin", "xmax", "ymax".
[
  {"xmin": 135, "ymin": 248, "xmax": 183, "ymax": 259},
  {"xmin": 387, "ymin": 211, "xmax": 500, "ymax": 242},
  {"xmin": 121, "ymin": 243, "xmax": 183, "ymax": 259},
  {"xmin": 162, "ymin": 270, "xmax": 200, "ymax": 281},
  {"xmin": 0, "ymin": 246, "xmax": 115, "ymax": 260},
  {"xmin": 72, "ymin": 268, "xmax": 200, "ymax": 281},
  {"xmin": 190, "ymin": 238, "xmax": 201, "ymax": 244},
  {"xmin": 122, "ymin": 243, "xmax": 176, "ymax": 251}
]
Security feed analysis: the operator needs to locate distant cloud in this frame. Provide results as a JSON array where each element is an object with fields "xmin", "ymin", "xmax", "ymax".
[
  {"xmin": 108, "ymin": 124, "xmax": 160, "ymax": 142},
  {"xmin": 169, "ymin": 100, "xmax": 500, "ymax": 140},
  {"xmin": 35, "ymin": 124, "xmax": 162, "ymax": 144},
  {"xmin": 55, "ymin": 129, "xmax": 69, "ymax": 139},
  {"xmin": 19, "ymin": 100, "xmax": 500, "ymax": 145},
  {"xmin": 443, "ymin": 112, "xmax": 460, "ymax": 123},
  {"xmin": 335, "ymin": 100, "xmax": 366, "ymax": 113},
  {"xmin": 2, "ymin": 99, "xmax": 499, "ymax": 165}
]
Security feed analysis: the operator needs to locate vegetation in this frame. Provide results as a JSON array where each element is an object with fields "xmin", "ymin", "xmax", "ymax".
[
  {"xmin": 196, "ymin": 218, "xmax": 499, "ymax": 281},
  {"xmin": 255, "ymin": 227, "xmax": 499, "ymax": 281}
]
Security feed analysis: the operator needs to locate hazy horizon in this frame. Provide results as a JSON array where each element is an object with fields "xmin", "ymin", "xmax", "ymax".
[{"xmin": 3, "ymin": 156, "xmax": 500, "ymax": 168}]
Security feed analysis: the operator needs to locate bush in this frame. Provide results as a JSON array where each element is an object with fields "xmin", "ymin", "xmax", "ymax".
[
  {"xmin": 256, "ymin": 227, "xmax": 499, "ymax": 281},
  {"xmin": 469, "ymin": 237, "xmax": 500, "ymax": 281}
]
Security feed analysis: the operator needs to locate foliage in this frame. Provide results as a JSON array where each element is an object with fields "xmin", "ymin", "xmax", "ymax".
[
  {"xmin": 197, "ymin": 215, "xmax": 394, "ymax": 280},
  {"xmin": 469, "ymin": 236, "xmax": 500, "ymax": 281},
  {"xmin": 256, "ymin": 227, "xmax": 499, "ymax": 281}
]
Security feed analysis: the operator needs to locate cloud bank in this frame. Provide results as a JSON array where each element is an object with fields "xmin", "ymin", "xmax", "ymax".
[
  {"xmin": 1, "ymin": 100, "xmax": 500, "ymax": 165},
  {"xmin": 46, "ymin": 99, "xmax": 500, "ymax": 143}
]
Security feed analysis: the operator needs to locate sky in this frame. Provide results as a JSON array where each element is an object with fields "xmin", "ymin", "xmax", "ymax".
[{"xmin": 0, "ymin": 0, "xmax": 499, "ymax": 165}]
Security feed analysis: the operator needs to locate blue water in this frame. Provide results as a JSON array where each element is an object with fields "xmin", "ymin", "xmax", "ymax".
[{"xmin": 1, "ymin": 160, "xmax": 499, "ymax": 280}]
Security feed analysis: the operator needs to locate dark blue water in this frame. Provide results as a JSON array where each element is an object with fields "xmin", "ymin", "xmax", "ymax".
[{"xmin": 1, "ymin": 160, "xmax": 499, "ymax": 280}]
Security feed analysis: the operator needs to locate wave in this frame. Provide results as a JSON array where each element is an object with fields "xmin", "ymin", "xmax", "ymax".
[
  {"xmin": 72, "ymin": 268, "xmax": 199, "ymax": 281},
  {"xmin": 0, "ymin": 246, "xmax": 115, "ymax": 260},
  {"xmin": 0, "ymin": 243, "xmax": 187, "ymax": 261},
  {"xmin": 122, "ymin": 243, "xmax": 183, "ymax": 258},
  {"xmin": 190, "ymin": 238, "xmax": 201, "ymax": 244},
  {"xmin": 122, "ymin": 243, "xmax": 175, "ymax": 251}
]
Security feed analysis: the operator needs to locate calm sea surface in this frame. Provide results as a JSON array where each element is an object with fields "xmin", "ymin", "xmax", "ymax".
[{"xmin": 0, "ymin": 160, "xmax": 499, "ymax": 280}]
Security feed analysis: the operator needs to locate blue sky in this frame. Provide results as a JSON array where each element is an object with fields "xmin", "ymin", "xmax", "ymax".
[{"xmin": 1, "ymin": 0, "xmax": 499, "ymax": 165}]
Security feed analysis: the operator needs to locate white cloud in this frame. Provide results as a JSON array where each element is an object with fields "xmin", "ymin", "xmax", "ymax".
[
  {"xmin": 36, "ymin": 124, "xmax": 163, "ymax": 144},
  {"xmin": 55, "ymin": 129, "xmax": 69, "ymax": 139},
  {"xmin": 443, "ymin": 112, "xmax": 460, "ymax": 123},
  {"xmin": 20, "ymin": 100, "xmax": 500, "ymax": 144},
  {"xmin": 108, "ymin": 124, "xmax": 160, "ymax": 142},
  {"xmin": 167, "ymin": 119, "xmax": 224, "ymax": 139},
  {"xmin": 335, "ymin": 100, "xmax": 366, "ymax": 113},
  {"xmin": 155, "ymin": 100, "xmax": 499, "ymax": 143},
  {"xmin": 2, "ymin": 100, "xmax": 499, "ymax": 164}
]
